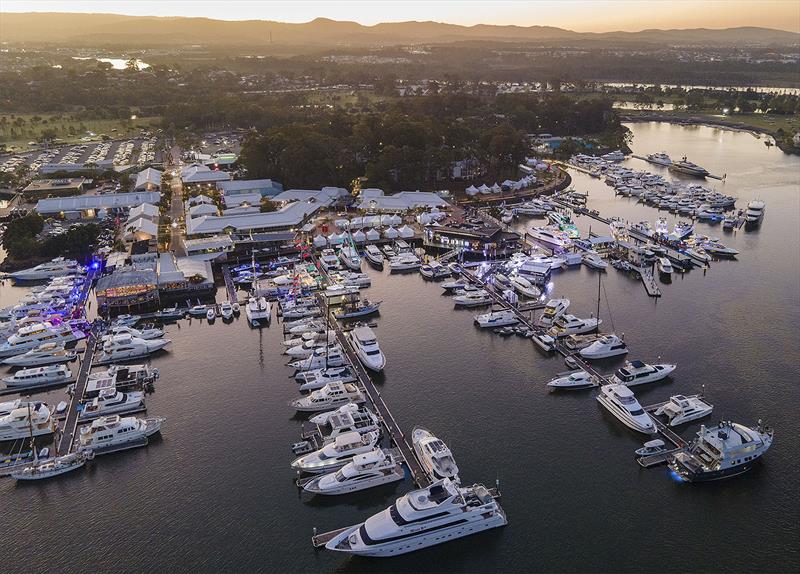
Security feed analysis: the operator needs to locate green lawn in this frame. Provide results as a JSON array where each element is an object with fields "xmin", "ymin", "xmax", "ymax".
[{"xmin": 0, "ymin": 114, "xmax": 162, "ymax": 152}]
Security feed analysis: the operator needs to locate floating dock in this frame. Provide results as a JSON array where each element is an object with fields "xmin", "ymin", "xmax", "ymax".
[
  {"xmin": 57, "ymin": 333, "xmax": 98, "ymax": 454},
  {"xmin": 221, "ymin": 264, "xmax": 240, "ymax": 304}
]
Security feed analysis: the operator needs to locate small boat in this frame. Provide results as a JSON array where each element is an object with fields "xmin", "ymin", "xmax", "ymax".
[
  {"xmin": 219, "ymin": 301, "xmax": 234, "ymax": 320},
  {"xmin": 3, "ymin": 364, "xmax": 72, "ymax": 388},
  {"xmin": 300, "ymin": 448, "xmax": 404, "ymax": 495},
  {"xmin": 419, "ymin": 260, "xmax": 451, "ymax": 280},
  {"xmin": 474, "ymin": 310, "xmax": 519, "ymax": 329},
  {"xmin": 582, "ymin": 252, "xmax": 608, "ymax": 270},
  {"xmin": 364, "ymin": 245, "xmax": 384, "ymax": 267},
  {"xmin": 532, "ymin": 332, "xmax": 556, "ymax": 351},
  {"xmin": 635, "ymin": 439, "xmax": 666, "ymax": 458},
  {"xmin": 441, "ymin": 280, "xmax": 467, "ymax": 292},
  {"xmin": 610, "ymin": 360, "xmax": 676, "ymax": 386},
  {"xmin": 155, "ymin": 307, "xmax": 184, "ymax": 321},
  {"xmin": 579, "ymin": 334, "xmax": 629, "ymax": 359},
  {"xmin": 106, "ymin": 325, "xmax": 165, "ymax": 341},
  {"xmin": 550, "ymin": 314, "xmax": 601, "ymax": 337},
  {"xmin": 288, "ymin": 346, "xmax": 347, "ymax": 370},
  {"xmin": 289, "ymin": 381, "xmax": 365, "ymax": 412},
  {"xmin": 232, "ymin": 302, "xmax": 241, "ymax": 314},
  {"xmin": 452, "ymin": 291, "xmax": 492, "ymax": 308},
  {"xmin": 334, "ymin": 299, "xmax": 382, "ymax": 319},
  {"xmin": 657, "ymin": 257, "xmax": 673, "ymax": 275},
  {"xmin": 11, "ymin": 450, "xmax": 93, "ymax": 481},
  {"xmin": 412, "ymin": 427, "xmax": 460, "ymax": 482},
  {"xmin": 296, "ymin": 366, "xmax": 357, "ymax": 392},
  {"xmin": 338, "ymin": 244, "xmax": 363, "ymax": 271},
  {"xmin": 206, "ymin": 308, "xmax": 216, "ymax": 321},
  {"xmin": 596, "ymin": 384, "xmax": 656, "ymax": 434},
  {"xmin": 510, "ymin": 275, "xmax": 541, "ymax": 298},
  {"xmin": 291, "ymin": 430, "xmax": 380, "ymax": 474},
  {"xmin": 113, "ymin": 314, "xmax": 141, "ymax": 327},
  {"xmin": 546, "ymin": 370, "xmax": 597, "ymax": 390},
  {"xmin": 388, "ymin": 254, "xmax": 422, "ymax": 272},
  {"xmin": 187, "ymin": 305, "xmax": 208, "ymax": 317},
  {"xmin": 655, "ymin": 395, "xmax": 713, "ymax": 426}
]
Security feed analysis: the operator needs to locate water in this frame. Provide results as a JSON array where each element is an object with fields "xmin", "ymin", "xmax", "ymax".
[{"xmin": 2, "ymin": 123, "xmax": 799, "ymax": 572}]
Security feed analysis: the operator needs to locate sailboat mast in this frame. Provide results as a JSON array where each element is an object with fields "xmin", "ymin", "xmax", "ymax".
[
  {"xmin": 596, "ymin": 270, "xmax": 601, "ymax": 321},
  {"xmin": 26, "ymin": 402, "xmax": 37, "ymax": 462}
]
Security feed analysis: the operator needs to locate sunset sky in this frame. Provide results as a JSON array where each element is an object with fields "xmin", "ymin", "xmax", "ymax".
[{"xmin": 3, "ymin": 0, "xmax": 799, "ymax": 33}]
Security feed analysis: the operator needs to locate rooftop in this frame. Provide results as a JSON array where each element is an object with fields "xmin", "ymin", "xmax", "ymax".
[
  {"xmin": 36, "ymin": 191, "xmax": 161, "ymax": 214},
  {"xmin": 185, "ymin": 200, "xmax": 321, "ymax": 236}
]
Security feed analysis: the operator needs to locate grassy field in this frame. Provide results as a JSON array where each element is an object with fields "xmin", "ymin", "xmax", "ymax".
[{"xmin": 0, "ymin": 114, "xmax": 162, "ymax": 152}]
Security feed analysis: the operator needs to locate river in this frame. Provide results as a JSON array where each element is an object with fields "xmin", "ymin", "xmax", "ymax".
[{"xmin": 2, "ymin": 122, "xmax": 799, "ymax": 573}]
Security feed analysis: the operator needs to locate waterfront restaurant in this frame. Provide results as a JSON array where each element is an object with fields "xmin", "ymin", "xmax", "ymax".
[
  {"xmin": 424, "ymin": 224, "xmax": 520, "ymax": 258},
  {"xmin": 96, "ymin": 267, "xmax": 160, "ymax": 314}
]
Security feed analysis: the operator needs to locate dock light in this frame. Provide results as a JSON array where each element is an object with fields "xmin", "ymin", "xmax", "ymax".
[
  {"xmin": 90, "ymin": 261, "xmax": 101, "ymax": 270},
  {"xmin": 668, "ymin": 469, "xmax": 686, "ymax": 483}
]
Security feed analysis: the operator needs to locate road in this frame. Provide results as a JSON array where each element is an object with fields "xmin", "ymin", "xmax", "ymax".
[{"xmin": 166, "ymin": 144, "xmax": 186, "ymax": 256}]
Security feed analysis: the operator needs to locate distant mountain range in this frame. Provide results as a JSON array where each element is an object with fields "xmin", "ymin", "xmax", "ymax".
[{"xmin": 1, "ymin": 13, "xmax": 798, "ymax": 48}]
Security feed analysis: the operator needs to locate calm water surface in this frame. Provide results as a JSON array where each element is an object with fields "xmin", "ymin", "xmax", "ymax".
[{"xmin": 2, "ymin": 123, "xmax": 799, "ymax": 573}]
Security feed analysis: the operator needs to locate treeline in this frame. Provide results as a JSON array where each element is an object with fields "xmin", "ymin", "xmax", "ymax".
[
  {"xmin": 238, "ymin": 94, "xmax": 620, "ymax": 191},
  {"xmin": 1, "ymin": 214, "xmax": 101, "ymax": 262}
]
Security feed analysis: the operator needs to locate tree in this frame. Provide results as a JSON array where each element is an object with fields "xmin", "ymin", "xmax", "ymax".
[{"xmin": 260, "ymin": 198, "xmax": 277, "ymax": 212}]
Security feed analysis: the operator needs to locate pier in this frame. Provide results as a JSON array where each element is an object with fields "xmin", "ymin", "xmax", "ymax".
[
  {"xmin": 220, "ymin": 264, "xmax": 240, "ymax": 304},
  {"xmin": 57, "ymin": 333, "xmax": 98, "ymax": 454}
]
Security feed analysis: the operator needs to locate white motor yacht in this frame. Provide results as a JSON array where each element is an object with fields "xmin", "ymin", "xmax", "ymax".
[
  {"xmin": 289, "ymin": 345, "xmax": 347, "ymax": 370},
  {"xmin": 220, "ymin": 301, "xmax": 234, "ymax": 320},
  {"xmin": 286, "ymin": 340, "xmax": 337, "ymax": 359},
  {"xmin": 668, "ymin": 420, "xmax": 773, "ymax": 482},
  {"xmin": 412, "ymin": 427, "xmax": 460, "ymax": 482},
  {"xmin": 0, "ymin": 402, "xmax": 54, "ymax": 441},
  {"xmin": 78, "ymin": 388, "xmax": 146, "ymax": 421},
  {"xmin": 580, "ymin": 334, "xmax": 629, "ymax": 359},
  {"xmin": 186, "ymin": 305, "xmax": 208, "ymax": 317},
  {"xmin": 245, "ymin": 296, "xmax": 271, "ymax": 327},
  {"xmin": 546, "ymin": 370, "xmax": 597, "ymax": 390},
  {"xmin": 2, "ymin": 342, "xmax": 77, "ymax": 367},
  {"xmin": 301, "ymin": 449, "xmax": 404, "ymax": 495},
  {"xmin": 510, "ymin": 275, "xmax": 541, "ymax": 298},
  {"xmin": 105, "ymin": 325, "xmax": 165, "ymax": 341},
  {"xmin": 609, "ymin": 360, "xmax": 676, "ymax": 386},
  {"xmin": 538, "ymin": 298, "xmax": 570, "ymax": 328},
  {"xmin": 324, "ymin": 478, "xmax": 507, "ymax": 557},
  {"xmin": 596, "ymin": 384, "xmax": 656, "ymax": 434},
  {"xmin": 453, "ymin": 291, "xmax": 492, "ymax": 308},
  {"xmin": 76, "ymin": 414, "xmax": 165, "ymax": 454},
  {"xmin": 319, "ymin": 248, "xmax": 343, "ymax": 271},
  {"xmin": 364, "ymin": 245, "xmax": 384, "ymax": 267},
  {"xmin": 296, "ymin": 366, "xmax": 357, "ymax": 391},
  {"xmin": 289, "ymin": 381, "xmax": 365, "ymax": 412},
  {"xmin": 331, "ymin": 271, "xmax": 372, "ymax": 288},
  {"xmin": 745, "ymin": 200, "xmax": 765, "ymax": 224},
  {"xmin": 419, "ymin": 260, "xmax": 451, "ymax": 280},
  {"xmin": 550, "ymin": 314, "xmax": 601, "ymax": 337},
  {"xmin": 291, "ymin": 430, "xmax": 380, "ymax": 473},
  {"xmin": 308, "ymin": 404, "xmax": 382, "ymax": 444},
  {"xmin": 3, "ymin": 364, "xmax": 72, "ymax": 387},
  {"xmin": 388, "ymin": 254, "xmax": 422, "ymax": 272},
  {"xmin": 348, "ymin": 325, "xmax": 386, "ymax": 372},
  {"xmin": 528, "ymin": 227, "xmax": 571, "ymax": 250},
  {"xmin": 655, "ymin": 395, "xmax": 713, "ymax": 426},
  {"xmin": 582, "ymin": 252, "xmax": 608, "ymax": 270},
  {"xmin": 657, "ymin": 257, "xmax": 673, "ymax": 275},
  {"xmin": 0, "ymin": 321, "xmax": 84, "ymax": 358},
  {"xmin": 287, "ymin": 319, "xmax": 324, "ymax": 334},
  {"xmin": 95, "ymin": 334, "xmax": 169, "ymax": 364},
  {"xmin": 8, "ymin": 258, "xmax": 83, "ymax": 283},
  {"xmin": 113, "ymin": 314, "xmax": 141, "ymax": 327},
  {"xmin": 474, "ymin": 310, "xmax": 519, "ymax": 329},
  {"xmin": 339, "ymin": 245, "xmax": 363, "ymax": 271},
  {"xmin": 11, "ymin": 451, "xmax": 92, "ymax": 481}
]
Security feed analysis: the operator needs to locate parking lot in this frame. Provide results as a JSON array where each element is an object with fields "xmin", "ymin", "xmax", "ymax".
[{"xmin": 0, "ymin": 136, "xmax": 163, "ymax": 175}]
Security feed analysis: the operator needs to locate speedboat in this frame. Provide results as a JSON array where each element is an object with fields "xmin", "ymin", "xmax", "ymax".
[
  {"xmin": 78, "ymin": 388, "xmax": 146, "ymax": 421},
  {"xmin": 546, "ymin": 370, "xmax": 597, "ymax": 390},
  {"xmin": 701, "ymin": 241, "xmax": 738, "ymax": 257},
  {"xmin": 745, "ymin": 200, "xmax": 765, "ymax": 225},
  {"xmin": 288, "ymin": 345, "xmax": 347, "ymax": 370},
  {"xmin": 538, "ymin": 298, "xmax": 570, "ymax": 328},
  {"xmin": 657, "ymin": 257, "xmax": 673, "ymax": 275},
  {"xmin": 245, "ymin": 296, "xmax": 271, "ymax": 327},
  {"xmin": 3, "ymin": 364, "xmax": 71, "ymax": 387},
  {"xmin": 286, "ymin": 319, "xmax": 324, "ymax": 334},
  {"xmin": 324, "ymin": 478, "xmax": 507, "ymax": 556},
  {"xmin": 8, "ymin": 258, "xmax": 83, "ymax": 283},
  {"xmin": 219, "ymin": 301, "xmax": 234, "ymax": 320},
  {"xmin": 300, "ymin": 448, "xmax": 404, "ymax": 495},
  {"xmin": 11, "ymin": 451, "xmax": 92, "ymax": 481},
  {"xmin": 2, "ymin": 342, "xmax": 77, "ymax": 367},
  {"xmin": 187, "ymin": 305, "xmax": 208, "ymax": 317},
  {"xmin": 582, "ymin": 251, "xmax": 608, "ymax": 270},
  {"xmin": 95, "ymin": 334, "xmax": 170, "ymax": 364},
  {"xmin": 453, "ymin": 291, "xmax": 492, "ymax": 308},
  {"xmin": 441, "ymin": 280, "xmax": 467, "ymax": 292},
  {"xmin": 291, "ymin": 430, "xmax": 379, "ymax": 473},
  {"xmin": 474, "ymin": 310, "xmax": 519, "ymax": 329},
  {"xmin": 105, "ymin": 325, "xmax": 165, "ymax": 341},
  {"xmin": 206, "ymin": 308, "xmax": 216, "ymax": 321},
  {"xmin": 113, "ymin": 314, "xmax": 141, "ymax": 327},
  {"xmin": 412, "ymin": 427, "xmax": 459, "ymax": 482},
  {"xmin": 609, "ymin": 360, "xmax": 676, "ymax": 386},
  {"xmin": 155, "ymin": 307, "xmax": 184, "ymax": 321},
  {"xmin": 510, "ymin": 275, "xmax": 541, "ymax": 298},
  {"xmin": 635, "ymin": 439, "xmax": 666, "ymax": 458},
  {"xmin": 364, "ymin": 245, "xmax": 384, "ymax": 267},
  {"xmin": 296, "ymin": 366, "xmax": 357, "ymax": 391},
  {"xmin": 655, "ymin": 395, "xmax": 713, "ymax": 426},
  {"xmin": 339, "ymin": 245, "xmax": 363, "ymax": 271},
  {"xmin": 286, "ymin": 340, "xmax": 337, "ymax": 358},
  {"xmin": 550, "ymin": 314, "xmax": 601, "ymax": 337},
  {"xmin": 348, "ymin": 325, "xmax": 386, "ymax": 372},
  {"xmin": 0, "ymin": 322, "xmax": 84, "ymax": 358},
  {"xmin": 289, "ymin": 381, "xmax": 365, "ymax": 412},
  {"xmin": 0, "ymin": 402, "xmax": 54, "ymax": 441},
  {"xmin": 596, "ymin": 384, "xmax": 656, "ymax": 434},
  {"xmin": 668, "ymin": 420, "xmax": 773, "ymax": 482},
  {"xmin": 579, "ymin": 334, "xmax": 629, "ymax": 359},
  {"xmin": 334, "ymin": 299, "xmax": 381, "ymax": 319},
  {"xmin": 76, "ymin": 414, "xmax": 165, "ymax": 454}
]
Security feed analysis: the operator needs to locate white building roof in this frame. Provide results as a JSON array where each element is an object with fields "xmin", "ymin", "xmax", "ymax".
[
  {"xmin": 223, "ymin": 193, "xmax": 262, "ymax": 208},
  {"xmin": 358, "ymin": 191, "xmax": 450, "ymax": 212},
  {"xmin": 180, "ymin": 164, "xmax": 231, "ymax": 184},
  {"xmin": 188, "ymin": 194, "xmax": 214, "ymax": 206},
  {"xmin": 188, "ymin": 203, "xmax": 219, "ymax": 218},
  {"xmin": 185, "ymin": 200, "xmax": 322, "ymax": 236},
  {"xmin": 127, "ymin": 202, "xmax": 159, "ymax": 221},
  {"xmin": 183, "ymin": 234, "xmax": 234, "ymax": 253},
  {"xmin": 217, "ymin": 179, "xmax": 283, "ymax": 195},
  {"xmin": 122, "ymin": 218, "xmax": 158, "ymax": 240},
  {"xmin": 271, "ymin": 187, "xmax": 348, "ymax": 206},
  {"xmin": 222, "ymin": 206, "xmax": 260, "ymax": 216},
  {"xmin": 36, "ymin": 192, "xmax": 161, "ymax": 214},
  {"xmin": 134, "ymin": 167, "xmax": 162, "ymax": 190}
]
